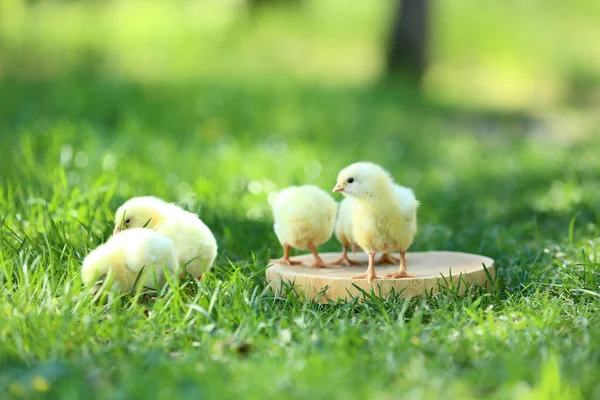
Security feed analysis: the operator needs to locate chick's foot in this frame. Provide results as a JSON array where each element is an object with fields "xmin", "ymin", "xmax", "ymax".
[
  {"xmin": 310, "ymin": 259, "xmax": 329, "ymax": 268},
  {"xmin": 349, "ymin": 271, "xmax": 382, "ymax": 283},
  {"xmin": 385, "ymin": 251, "xmax": 415, "ymax": 278},
  {"xmin": 384, "ymin": 271, "xmax": 416, "ymax": 279},
  {"xmin": 272, "ymin": 244, "xmax": 302, "ymax": 266},
  {"xmin": 332, "ymin": 253, "xmax": 361, "ymax": 266},
  {"xmin": 307, "ymin": 242, "xmax": 329, "ymax": 268},
  {"xmin": 271, "ymin": 257, "xmax": 303, "ymax": 266},
  {"xmin": 376, "ymin": 253, "xmax": 400, "ymax": 265},
  {"xmin": 350, "ymin": 252, "xmax": 381, "ymax": 282}
]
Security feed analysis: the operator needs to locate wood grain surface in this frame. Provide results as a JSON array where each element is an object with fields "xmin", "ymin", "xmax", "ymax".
[{"xmin": 266, "ymin": 251, "xmax": 495, "ymax": 302}]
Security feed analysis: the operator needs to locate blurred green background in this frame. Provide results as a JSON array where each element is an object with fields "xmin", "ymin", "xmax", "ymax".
[
  {"xmin": 1, "ymin": 0, "xmax": 600, "ymax": 398},
  {"xmin": 2, "ymin": 0, "xmax": 600, "ymax": 108}
]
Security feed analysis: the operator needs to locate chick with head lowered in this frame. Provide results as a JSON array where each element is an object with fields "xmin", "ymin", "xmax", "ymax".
[
  {"xmin": 272, "ymin": 185, "xmax": 338, "ymax": 268},
  {"xmin": 82, "ymin": 228, "xmax": 178, "ymax": 294},
  {"xmin": 114, "ymin": 196, "xmax": 217, "ymax": 280},
  {"xmin": 333, "ymin": 162, "xmax": 419, "ymax": 282}
]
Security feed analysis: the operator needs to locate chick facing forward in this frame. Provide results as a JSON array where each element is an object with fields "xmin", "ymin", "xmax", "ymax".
[
  {"xmin": 333, "ymin": 162, "xmax": 419, "ymax": 282},
  {"xmin": 332, "ymin": 197, "xmax": 360, "ymax": 266},
  {"xmin": 272, "ymin": 185, "xmax": 338, "ymax": 268},
  {"xmin": 81, "ymin": 228, "xmax": 178, "ymax": 294},
  {"xmin": 114, "ymin": 196, "xmax": 217, "ymax": 280}
]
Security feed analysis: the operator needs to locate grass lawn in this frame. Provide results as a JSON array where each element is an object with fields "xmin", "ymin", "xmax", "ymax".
[{"xmin": 1, "ymin": 1, "xmax": 600, "ymax": 399}]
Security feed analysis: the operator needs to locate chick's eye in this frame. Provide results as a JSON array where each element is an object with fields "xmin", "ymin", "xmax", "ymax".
[
  {"xmin": 347, "ymin": 177, "xmax": 354, "ymax": 183},
  {"xmin": 125, "ymin": 218, "xmax": 131, "ymax": 224}
]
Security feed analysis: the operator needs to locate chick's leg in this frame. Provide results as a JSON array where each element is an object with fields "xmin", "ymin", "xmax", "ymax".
[
  {"xmin": 271, "ymin": 244, "xmax": 302, "ymax": 266},
  {"xmin": 375, "ymin": 252, "xmax": 400, "ymax": 265},
  {"xmin": 332, "ymin": 244, "xmax": 361, "ymax": 266},
  {"xmin": 307, "ymin": 242, "xmax": 328, "ymax": 268},
  {"xmin": 350, "ymin": 252, "xmax": 381, "ymax": 283},
  {"xmin": 385, "ymin": 251, "xmax": 416, "ymax": 279}
]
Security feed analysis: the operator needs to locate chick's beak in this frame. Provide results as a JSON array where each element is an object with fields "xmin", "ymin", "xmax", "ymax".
[
  {"xmin": 112, "ymin": 226, "xmax": 121, "ymax": 235},
  {"xmin": 332, "ymin": 184, "xmax": 345, "ymax": 193}
]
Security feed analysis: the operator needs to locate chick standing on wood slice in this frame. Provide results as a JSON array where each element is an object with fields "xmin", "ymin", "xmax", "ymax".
[
  {"xmin": 271, "ymin": 185, "xmax": 338, "ymax": 268},
  {"xmin": 332, "ymin": 197, "xmax": 361, "ymax": 266},
  {"xmin": 113, "ymin": 196, "xmax": 218, "ymax": 280},
  {"xmin": 333, "ymin": 162, "xmax": 419, "ymax": 282},
  {"xmin": 82, "ymin": 228, "xmax": 178, "ymax": 294}
]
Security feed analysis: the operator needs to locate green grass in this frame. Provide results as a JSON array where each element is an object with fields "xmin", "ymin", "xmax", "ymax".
[{"xmin": 2, "ymin": 1, "xmax": 600, "ymax": 399}]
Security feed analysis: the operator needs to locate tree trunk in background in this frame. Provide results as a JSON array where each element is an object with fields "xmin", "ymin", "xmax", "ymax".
[{"xmin": 386, "ymin": 0, "xmax": 429, "ymax": 83}]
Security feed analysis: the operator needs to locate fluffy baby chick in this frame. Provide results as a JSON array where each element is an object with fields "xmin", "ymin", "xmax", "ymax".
[
  {"xmin": 332, "ymin": 197, "xmax": 360, "ymax": 266},
  {"xmin": 333, "ymin": 162, "xmax": 418, "ymax": 282},
  {"xmin": 114, "ymin": 196, "xmax": 217, "ymax": 280},
  {"xmin": 272, "ymin": 185, "xmax": 338, "ymax": 268},
  {"xmin": 81, "ymin": 228, "xmax": 178, "ymax": 294},
  {"xmin": 333, "ymin": 198, "xmax": 393, "ymax": 266}
]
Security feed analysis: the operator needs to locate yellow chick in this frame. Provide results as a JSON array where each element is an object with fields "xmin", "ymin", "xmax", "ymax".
[
  {"xmin": 81, "ymin": 228, "xmax": 178, "ymax": 294},
  {"xmin": 271, "ymin": 185, "xmax": 338, "ymax": 268},
  {"xmin": 332, "ymin": 197, "xmax": 360, "ymax": 266},
  {"xmin": 114, "ymin": 196, "xmax": 217, "ymax": 280},
  {"xmin": 333, "ymin": 162, "xmax": 418, "ymax": 282}
]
